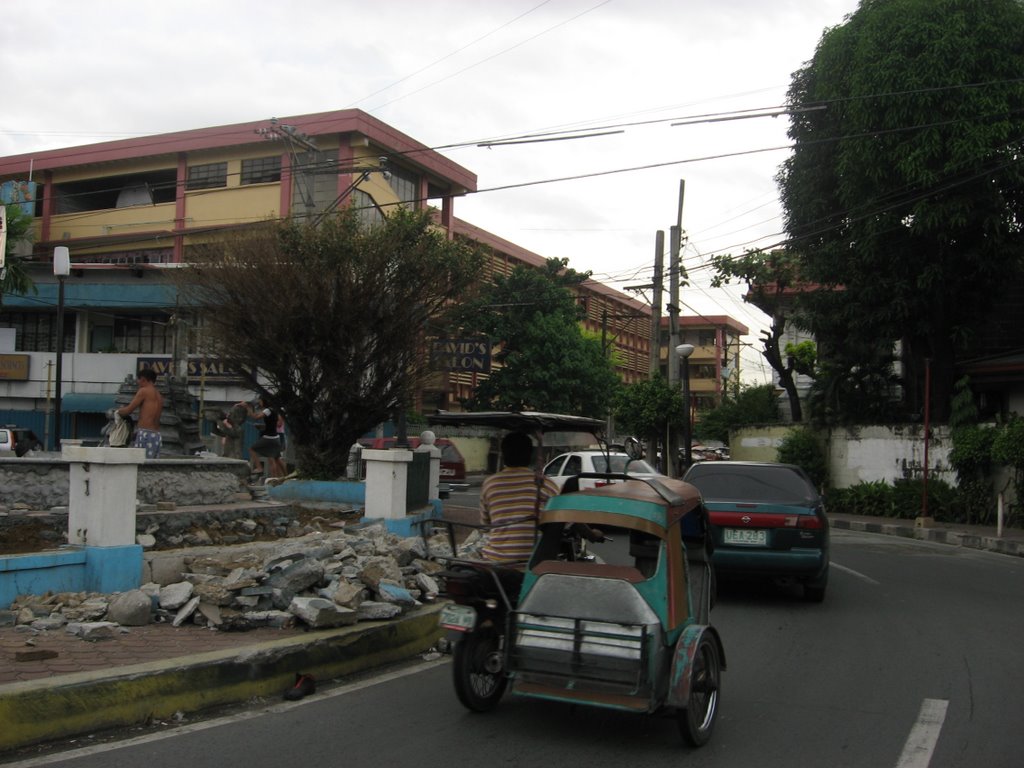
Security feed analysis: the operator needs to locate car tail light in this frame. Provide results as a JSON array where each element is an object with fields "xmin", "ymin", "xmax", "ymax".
[{"xmin": 798, "ymin": 516, "xmax": 824, "ymax": 530}]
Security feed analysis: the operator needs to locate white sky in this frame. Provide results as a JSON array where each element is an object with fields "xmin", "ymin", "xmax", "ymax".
[{"xmin": 1, "ymin": 0, "xmax": 861, "ymax": 382}]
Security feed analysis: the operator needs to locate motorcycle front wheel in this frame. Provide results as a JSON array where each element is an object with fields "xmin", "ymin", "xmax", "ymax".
[{"xmin": 452, "ymin": 627, "xmax": 507, "ymax": 712}]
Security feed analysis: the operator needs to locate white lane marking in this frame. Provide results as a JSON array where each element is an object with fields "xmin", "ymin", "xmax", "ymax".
[
  {"xmin": 832, "ymin": 561, "xmax": 881, "ymax": 585},
  {"xmin": 896, "ymin": 698, "xmax": 949, "ymax": 768},
  {"xmin": 5, "ymin": 659, "xmax": 448, "ymax": 767}
]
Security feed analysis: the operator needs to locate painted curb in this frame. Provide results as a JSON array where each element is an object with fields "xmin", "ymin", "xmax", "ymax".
[
  {"xmin": 830, "ymin": 518, "xmax": 1023, "ymax": 558},
  {"xmin": 0, "ymin": 603, "xmax": 444, "ymax": 753}
]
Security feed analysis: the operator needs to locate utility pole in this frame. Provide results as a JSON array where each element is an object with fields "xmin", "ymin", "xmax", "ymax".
[
  {"xmin": 667, "ymin": 181, "xmax": 685, "ymax": 476},
  {"xmin": 648, "ymin": 230, "xmax": 664, "ymax": 380}
]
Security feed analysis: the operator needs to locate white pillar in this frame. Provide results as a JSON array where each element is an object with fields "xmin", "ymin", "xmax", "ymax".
[
  {"xmin": 63, "ymin": 444, "xmax": 146, "ymax": 547},
  {"xmin": 416, "ymin": 430, "xmax": 442, "ymax": 500},
  {"xmin": 362, "ymin": 448, "xmax": 413, "ymax": 520}
]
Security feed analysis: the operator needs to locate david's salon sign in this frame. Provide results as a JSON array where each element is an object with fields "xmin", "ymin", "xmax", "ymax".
[
  {"xmin": 136, "ymin": 357, "xmax": 243, "ymax": 383},
  {"xmin": 431, "ymin": 339, "xmax": 491, "ymax": 373}
]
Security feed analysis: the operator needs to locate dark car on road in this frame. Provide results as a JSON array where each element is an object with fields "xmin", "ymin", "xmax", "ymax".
[{"xmin": 682, "ymin": 461, "xmax": 829, "ymax": 602}]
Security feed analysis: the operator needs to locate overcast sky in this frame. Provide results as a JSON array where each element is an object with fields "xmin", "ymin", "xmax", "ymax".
[{"xmin": 2, "ymin": 0, "xmax": 862, "ymax": 381}]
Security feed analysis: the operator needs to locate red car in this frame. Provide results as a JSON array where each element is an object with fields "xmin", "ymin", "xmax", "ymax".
[{"xmin": 358, "ymin": 436, "xmax": 467, "ymax": 481}]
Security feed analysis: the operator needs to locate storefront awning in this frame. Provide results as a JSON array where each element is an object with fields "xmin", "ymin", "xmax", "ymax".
[{"xmin": 62, "ymin": 393, "xmax": 115, "ymax": 413}]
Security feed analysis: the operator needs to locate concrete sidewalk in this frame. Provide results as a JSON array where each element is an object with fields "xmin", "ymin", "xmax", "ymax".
[{"xmin": 0, "ymin": 510, "xmax": 1021, "ymax": 754}]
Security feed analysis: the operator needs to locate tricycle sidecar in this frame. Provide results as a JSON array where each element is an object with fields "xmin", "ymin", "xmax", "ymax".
[
  {"xmin": 428, "ymin": 411, "xmax": 725, "ymax": 747},
  {"xmin": 509, "ymin": 476, "xmax": 725, "ymax": 746}
]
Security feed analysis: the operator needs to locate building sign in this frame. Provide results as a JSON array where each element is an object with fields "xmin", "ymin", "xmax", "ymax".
[
  {"xmin": 0, "ymin": 354, "xmax": 30, "ymax": 381},
  {"xmin": 0, "ymin": 180, "xmax": 37, "ymax": 217},
  {"xmin": 431, "ymin": 338, "xmax": 491, "ymax": 373},
  {"xmin": 136, "ymin": 357, "xmax": 244, "ymax": 383}
]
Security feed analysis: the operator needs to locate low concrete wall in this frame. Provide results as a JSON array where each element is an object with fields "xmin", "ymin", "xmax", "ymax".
[
  {"xmin": 729, "ymin": 423, "xmax": 954, "ymax": 489},
  {"xmin": 0, "ymin": 455, "xmax": 251, "ymax": 510},
  {"xmin": 0, "ymin": 545, "xmax": 142, "ymax": 609}
]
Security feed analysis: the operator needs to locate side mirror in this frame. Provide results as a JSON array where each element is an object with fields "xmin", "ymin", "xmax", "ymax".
[{"xmin": 623, "ymin": 436, "xmax": 643, "ymax": 461}]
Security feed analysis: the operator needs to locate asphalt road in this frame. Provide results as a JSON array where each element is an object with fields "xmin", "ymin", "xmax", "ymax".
[{"xmin": 7, "ymin": 530, "xmax": 1023, "ymax": 768}]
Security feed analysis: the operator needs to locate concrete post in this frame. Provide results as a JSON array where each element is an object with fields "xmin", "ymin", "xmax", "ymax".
[
  {"xmin": 416, "ymin": 430, "xmax": 442, "ymax": 500},
  {"xmin": 63, "ymin": 444, "xmax": 146, "ymax": 546},
  {"xmin": 61, "ymin": 443, "xmax": 145, "ymax": 595},
  {"xmin": 362, "ymin": 448, "xmax": 413, "ymax": 520}
]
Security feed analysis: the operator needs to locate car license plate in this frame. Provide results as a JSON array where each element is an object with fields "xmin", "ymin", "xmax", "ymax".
[
  {"xmin": 724, "ymin": 528, "xmax": 767, "ymax": 546},
  {"xmin": 440, "ymin": 604, "xmax": 477, "ymax": 632}
]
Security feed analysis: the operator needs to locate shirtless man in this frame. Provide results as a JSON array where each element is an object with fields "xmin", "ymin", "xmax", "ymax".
[{"xmin": 117, "ymin": 368, "xmax": 164, "ymax": 459}]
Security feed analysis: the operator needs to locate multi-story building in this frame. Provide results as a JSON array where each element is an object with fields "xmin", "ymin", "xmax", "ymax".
[
  {"xmin": 657, "ymin": 315, "xmax": 749, "ymax": 412},
  {"xmin": 0, "ymin": 110, "xmax": 650, "ymax": 448}
]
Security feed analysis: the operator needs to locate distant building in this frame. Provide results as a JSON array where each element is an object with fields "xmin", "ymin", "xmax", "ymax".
[
  {"xmin": 0, "ymin": 110, "xmax": 651, "ymax": 446},
  {"xmin": 657, "ymin": 315, "xmax": 749, "ymax": 411}
]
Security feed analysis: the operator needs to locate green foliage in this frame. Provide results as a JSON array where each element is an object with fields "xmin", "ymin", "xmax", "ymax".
[
  {"xmin": 948, "ymin": 376, "xmax": 978, "ymax": 433},
  {"xmin": 829, "ymin": 478, "xmax": 959, "ymax": 522},
  {"xmin": 711, "ymin": 250, "xmax": 810, "ymax": 421},
  {"xmin": 892, "ymin": 478, "xmax": 959, "ymax": 522},
  {"xmin": 458, "ymin": 257, "xmax": 620, "ymax": 417},
  {"xmin": 992, "ymin": 417, "xmax": 1024, "ymax": 474},
  {"xmin": 780, "ymin": 0, "xmax": 1024, "ymax": 422},
  {"xmin": 179, "ymin": 207, "xmax": 483, "ymax": 479},
  {"xmin": 614, "ymin": 376, "xmax": 685, "ymax": 443},
  {"xmin": 827, "ymin": 481, "xmax": 894, "ymax": 517},
  {"xmin": 783, "ymin": 340, "xmax": 816, "ymax": 377},
  {"xmin": 1, "ymin": 204, "xmax": 36, "ymax": 305},
  {"xmin": 949, "ymin": 425, "xmax": 996, "ymax": 481},
  {"xmin": 777, "ymin": 426, "xmax": 828, "ymax": 490},
  {"xmin": 694, "ymin": 384, "xmax": 779, "ymax": 446}
]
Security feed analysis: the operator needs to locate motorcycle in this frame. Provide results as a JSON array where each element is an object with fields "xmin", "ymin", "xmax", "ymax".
[{"xmin": 428, "ymin": 411, "xmax": 724, "ymax": 747}]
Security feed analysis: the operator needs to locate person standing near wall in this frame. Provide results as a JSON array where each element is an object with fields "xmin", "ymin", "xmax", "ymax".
[
  {"xmin": 116, "ymin": 368, "xmax": 163, "ymax": 459},
  {"xmin": 248, "ymin": 396, "xmax": 285, "ymax": 479}
]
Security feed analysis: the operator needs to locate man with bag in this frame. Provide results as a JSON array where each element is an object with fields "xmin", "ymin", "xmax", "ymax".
[{"xmin": 115, "ymin": 368, "xmax": 164, "ymax": 458}]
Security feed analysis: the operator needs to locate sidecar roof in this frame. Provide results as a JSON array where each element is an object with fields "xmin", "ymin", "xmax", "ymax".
[
  {"xmin": 428, "ymin": 410, "xmax": 605, "ymax": 433},
  {"xmin": 541, "ymin": 477, "xmax": 702, "ymax": 536}
]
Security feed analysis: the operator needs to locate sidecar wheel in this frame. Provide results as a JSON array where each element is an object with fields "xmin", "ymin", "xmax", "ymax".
[
  {"xmin": 678, "ymin": 634, "xmax": 721, "ymax": 747},
  {"xmin": 452, "ymin": 628, "xmax": 507, "ymax": 712}
]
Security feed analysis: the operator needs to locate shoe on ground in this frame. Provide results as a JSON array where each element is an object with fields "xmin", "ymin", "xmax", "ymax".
[{"xmin": 284, "ymin": 673, "xmax": 316, "ymax": 701}]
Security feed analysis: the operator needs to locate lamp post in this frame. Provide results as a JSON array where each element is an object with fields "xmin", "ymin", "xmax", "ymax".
[
  {"xmin": 676, "ymin": 343, "xmax": 694, "ymax": 472},
  {"xmin": 53, "ymin": 246, "xmax": 70, "ymax": 451}
]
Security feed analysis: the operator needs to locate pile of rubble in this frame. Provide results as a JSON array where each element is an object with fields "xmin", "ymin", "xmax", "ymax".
[{"xmin": 5, "ymin": 523, "xmax": 468, "ymax": 637}]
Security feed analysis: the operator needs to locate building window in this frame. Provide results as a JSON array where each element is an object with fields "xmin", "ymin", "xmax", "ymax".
[
  {"xmin": 186, "ymin": 162, "xmax": 228, "ymax": 190},
  {"xmin": 241, "ymin": 156, "xmax": 282, "ymax": 185},
  {"xmin": 0, "ymin": 312, "xmax": 75, "ymax": 352},
  {"xmin": 112, "ymin": 315, "xmax": 173, "ymax": 354},
  {"xmin": 387, "ymin": 164, "xmax": 419, "ymax": 205},
  {"xmin": 352, "ymin": 189, "xmax": 385, "ymax": 228}
]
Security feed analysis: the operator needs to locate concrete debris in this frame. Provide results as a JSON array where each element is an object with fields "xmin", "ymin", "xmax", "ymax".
[
  {"xmin": 6, "ymin": 524, "xmax": 468, "ymax": 638},
  {"xmin": 106, "ymin": 590, "xmax": 153, "ymax": 626}
]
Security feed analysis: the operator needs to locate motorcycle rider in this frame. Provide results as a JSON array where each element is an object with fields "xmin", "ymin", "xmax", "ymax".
[{"xmin": 479, "ymin": 431, "xmax": 559, "ymax": 563}]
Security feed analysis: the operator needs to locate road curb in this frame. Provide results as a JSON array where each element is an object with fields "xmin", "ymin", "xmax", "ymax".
[
  {"xmin": 0, "ymin": 603, "xmax": 444, "ymax": 753},
  {"xmin": 830, "ymin": 518, "xmax": 1024, "ymax": 558}
]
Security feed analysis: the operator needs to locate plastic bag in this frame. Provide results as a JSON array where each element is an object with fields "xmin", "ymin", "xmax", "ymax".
[{"xmin": 108, "ymin": 413, "xmax": 131, "ymax": 447}]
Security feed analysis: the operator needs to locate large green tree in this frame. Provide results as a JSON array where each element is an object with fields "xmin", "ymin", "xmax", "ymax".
[
  {"xmin": 179, "ymin": 207, "xmax": 483, "ymax": 479},
  {"xmin": 458, "ymin": 257, "xmax": 620, "ymax": 417},
  {"xmin": 779, "ymin": 0, "xmax": 1024, "ymax": 422}
]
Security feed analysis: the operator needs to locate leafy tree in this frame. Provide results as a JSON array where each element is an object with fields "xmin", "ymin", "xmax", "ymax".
[
  {"xmin": 613, "ymin": 376, "xmax": 685, "ymax": 446},
  {"xmin": 694, "ymin": 383, "xmax": 780, "ymax": 445},
  {"xmin": 1, "ymin": 204, "xmax": 35, "ymax": 305},
  {"xmin": 779, "ymin": 0, "xmax": 1024, "ymax": 422},
  {"xmin": 711, "ymin": 249, "xmax": 810, "ymax": 421},
  {"xmin": 178, "ymin": 207, "xmax": 483, "ymax": 479},
  {"xmin": 458, "ymin": 257, "xmax": 620, "ymax": 417},
  {"xmin": 777, "ymin": 426, "xmax": 829, "ymax": 490}
]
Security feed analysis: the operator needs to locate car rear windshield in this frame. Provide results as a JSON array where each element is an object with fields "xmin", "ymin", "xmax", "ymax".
[
  {"xmin": 593, "ymin": 455, "xmax": 656, "ymax": 474},
  {"xmin": 686, "ymin": 465, "xmax": 817, "ymax": 504}
]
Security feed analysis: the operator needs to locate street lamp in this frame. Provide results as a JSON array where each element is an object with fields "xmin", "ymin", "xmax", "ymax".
[
  {"xmin": 53, "ymin": 246, "xmax": 70, "ymax": 451},
  {"xmin": 676, "ymin": 343, "xmax": 694, "ymax": 471}
]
